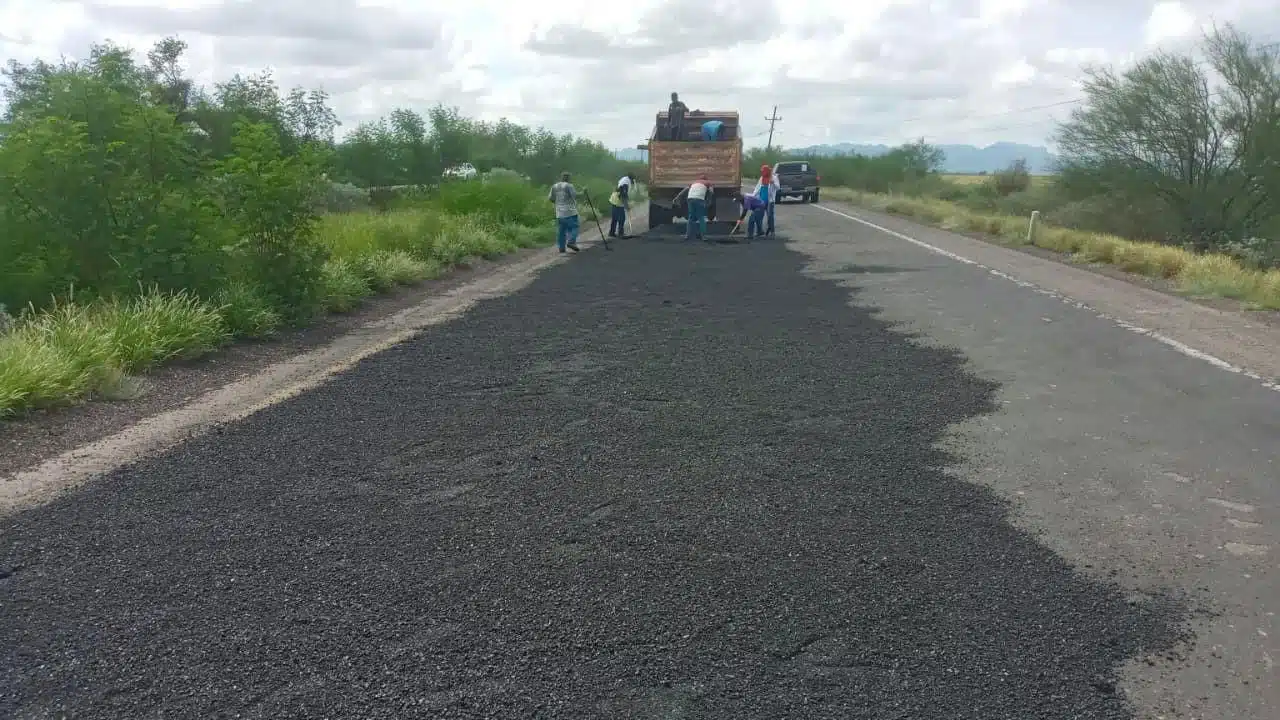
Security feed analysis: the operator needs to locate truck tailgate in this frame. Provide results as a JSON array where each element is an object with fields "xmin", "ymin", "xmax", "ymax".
[
  {"xmin": 650, "ymin": 141, "xmax": 742, "ymax": 188},
  {"xmin": 777, "ymin": 173, "xmax": 814, "ymax": 188}
]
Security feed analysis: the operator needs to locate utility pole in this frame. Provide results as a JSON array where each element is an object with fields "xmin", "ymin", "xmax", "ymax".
[{"xmin": 764, "ymin": 105, "xmax": 781, "ymax": 153}]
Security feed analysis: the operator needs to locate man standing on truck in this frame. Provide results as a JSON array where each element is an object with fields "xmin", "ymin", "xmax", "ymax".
[
  {"xmin": 548, "ymin": 172, "xmax": 580, "ymax": 253},
  {"xmin": 667, "ymin": 92, "xmax": 688, "ymax": 140}
]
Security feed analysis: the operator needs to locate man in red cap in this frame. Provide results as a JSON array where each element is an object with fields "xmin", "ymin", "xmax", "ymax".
[{"xmin": 753, "ymin": 164, "xmax": 780, "ymax": 236}]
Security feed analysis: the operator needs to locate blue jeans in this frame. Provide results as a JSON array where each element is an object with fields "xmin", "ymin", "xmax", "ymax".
[
  {"xmin": 746, "ymin": 207, "xmax": 764, "ymax": 237},
  {"xmin": 556, "ymin": 214, "xmax": 579, "ymax": 251},
  {"xmin": 609, "ymin": 205, "xmax": 626, "ymax": 236},
  {"xmin": 686, "ymin": 198, "xmax": 707, "ymax": 240},
  {"xmin": 766, "ymin": 202, "xmax": 776, "ymax": 234}
]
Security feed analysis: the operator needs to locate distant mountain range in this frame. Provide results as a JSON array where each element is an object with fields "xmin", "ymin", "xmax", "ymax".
[
  {"xmin": 790, "ymin": 142, "xmax": 1058, "ymax": 174},
  {"xmin": 614, "ymin": 141, "xmax": 1058, "ymax": 174}
]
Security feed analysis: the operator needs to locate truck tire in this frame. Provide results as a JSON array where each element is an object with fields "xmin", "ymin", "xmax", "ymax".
[
  {"xmin": 811, "ymin": 190, "xmax": 820, "ymax": 204},
  {"xmin": 648, "ymin": 201, "xmax": 672, "ymax": 230}
]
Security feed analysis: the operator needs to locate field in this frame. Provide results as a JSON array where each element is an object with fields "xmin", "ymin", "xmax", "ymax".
[{"xmin": 940, "ymin": 173, "xmax": 1054, "ymax": 187}]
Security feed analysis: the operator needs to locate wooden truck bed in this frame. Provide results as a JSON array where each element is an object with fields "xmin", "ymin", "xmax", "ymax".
[{"xmin": 648, "ymin": 140, "xmax": 742, "ymax": 189}]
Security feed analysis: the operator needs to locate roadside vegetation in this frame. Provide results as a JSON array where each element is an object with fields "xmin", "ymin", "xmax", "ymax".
[
  {"xmin": 750, "ymin": 25, "xmax": 1280, "ymax": 310},
  {"xmin": 0, "ymin": 38, "xmax": 643, "ymax": 418}
]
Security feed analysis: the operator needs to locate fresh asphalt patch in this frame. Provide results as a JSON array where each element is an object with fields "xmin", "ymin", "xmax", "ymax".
[{"xmin": 1, "ymin": 235, "xmax": 1185, "ymax": 718}]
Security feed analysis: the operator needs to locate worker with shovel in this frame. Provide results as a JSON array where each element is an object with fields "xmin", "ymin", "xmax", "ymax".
[
  {"xmin": 608, "ymin": 189, "xmax": 629, "ymax": 239},
  {"xmin": 733, "ymin": 192, "xmax": 767, "ymax": 239},
  {"xmin": 609, "ymin": 174, "xmax": 633, "ymax": 238},
  {"xmin": 673, "ymin": 173, "xmax": 712, "ymax": 242}
]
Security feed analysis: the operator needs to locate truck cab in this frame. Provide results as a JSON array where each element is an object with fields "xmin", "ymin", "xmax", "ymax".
[
  {"xmin": 773, "ymin": 160, "xmax": 820, "ymax": 203},
  {"xmin": 641, "ymin": 110, "xmax": 744, "ymax": 230}
]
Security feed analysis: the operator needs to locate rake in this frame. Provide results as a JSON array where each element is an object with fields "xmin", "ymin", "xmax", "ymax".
[{"xmin": 581, "ymin": 188, "xmax": 612, "ymax": 251}]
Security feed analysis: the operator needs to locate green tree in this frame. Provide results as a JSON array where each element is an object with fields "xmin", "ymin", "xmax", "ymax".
[
  {"xmin": 212, "ymin": 121, "xmax": 329, "ymax": 317},
  {"xmin": 1054, "ymin": 23, "xmax": 1280, "ymax": 250}
]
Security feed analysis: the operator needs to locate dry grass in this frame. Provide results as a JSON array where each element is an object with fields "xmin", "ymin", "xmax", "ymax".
[
  {"xmin": 826, "ymin": 188, "xmax": 1280, "ymax": 311},
  {"xmin": 940, "ymin": 173, "xmax": 1054, "ymax": 187}
]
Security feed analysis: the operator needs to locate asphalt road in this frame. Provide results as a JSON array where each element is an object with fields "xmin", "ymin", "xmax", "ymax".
[{"xmin": 2, "ymin": 202, "xmax": 1275, "ymax": 719}]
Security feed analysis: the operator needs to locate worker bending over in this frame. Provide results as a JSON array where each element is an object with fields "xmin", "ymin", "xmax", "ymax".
[
  {"xmin": 737, "ymin": 192, "xmax": 767, "ymax": 239},
  {"xmin": 753, "ymin": 164, "xmax": 780, "ymax": 236},
  {"xmin": 674, "ymin": 174, "xmax": 712, "ymax": 242}
]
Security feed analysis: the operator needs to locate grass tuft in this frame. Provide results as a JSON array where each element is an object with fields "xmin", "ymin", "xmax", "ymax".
[{"xmin": 0, "ymin": 290, "xmax": 229, "ymax": 417}]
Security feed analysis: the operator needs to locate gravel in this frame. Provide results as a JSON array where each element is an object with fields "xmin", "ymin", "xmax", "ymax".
[{"xmin": 0, "ymin": 237, "xmax": 1183, "ymax": 718}]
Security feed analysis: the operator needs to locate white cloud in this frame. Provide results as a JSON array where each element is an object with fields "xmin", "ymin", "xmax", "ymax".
[
  {"xmin": 2, "ymin": 0, "xmax": 1278, "ymax": 151},
  {"xmin": 1145, "ymin": 1, "xmax": 1198, "ymax": 46}
]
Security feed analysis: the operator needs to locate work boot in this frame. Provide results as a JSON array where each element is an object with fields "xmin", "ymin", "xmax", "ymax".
[{"xmin": 568, "ymin": 243, "xmax": 580, "ymax": 252}]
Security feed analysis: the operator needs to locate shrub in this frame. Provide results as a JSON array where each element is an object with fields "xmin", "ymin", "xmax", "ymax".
[
  {"xmin": 436, "ymin": 177, "xmax": 543, "ymax": 226},
  {"xmin": 482, "ymin": 168, "xmax": 526, "ymax": 183},
  {"xmin": 321, "ymin": 181, "xmax": 370, "ymax": 213},
  {"xmin": 991, "ymin": 159, "xmax": 1032, "ymax": 196}
]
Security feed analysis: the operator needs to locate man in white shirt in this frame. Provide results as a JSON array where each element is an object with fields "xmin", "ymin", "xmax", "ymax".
[{"xmin": 683, "ymin": 174, "xmax": 711, "ymax": 242}]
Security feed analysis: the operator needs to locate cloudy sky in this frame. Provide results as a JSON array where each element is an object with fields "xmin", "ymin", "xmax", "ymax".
[{"xmin": 2, "ymin": 1, "xmax": 1278, "ymax": 150}]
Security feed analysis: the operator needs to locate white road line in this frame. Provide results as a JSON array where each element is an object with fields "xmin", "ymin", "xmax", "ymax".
[{"xmin": 812, "ymin": 203, "xmax": 1280, "ymax": 394}]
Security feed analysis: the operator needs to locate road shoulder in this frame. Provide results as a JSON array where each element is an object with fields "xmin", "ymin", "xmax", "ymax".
[{"xmin": 0, "ymin": 213, "xmax": 629, "ymax": 513}]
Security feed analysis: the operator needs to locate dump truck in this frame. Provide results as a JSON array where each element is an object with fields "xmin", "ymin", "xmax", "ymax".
[{"xmin": 639, "ymin": 110, "xmax": 743, "ymax": 231}]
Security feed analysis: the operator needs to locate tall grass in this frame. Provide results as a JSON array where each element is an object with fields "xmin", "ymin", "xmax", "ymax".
[
  {"xmin": 0, "ymin": 290, "xmax": 229, "ymax": 415},
  {"xmin": 827, "ymin": 188, "xmax": 1280, "ymax": 311}
]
